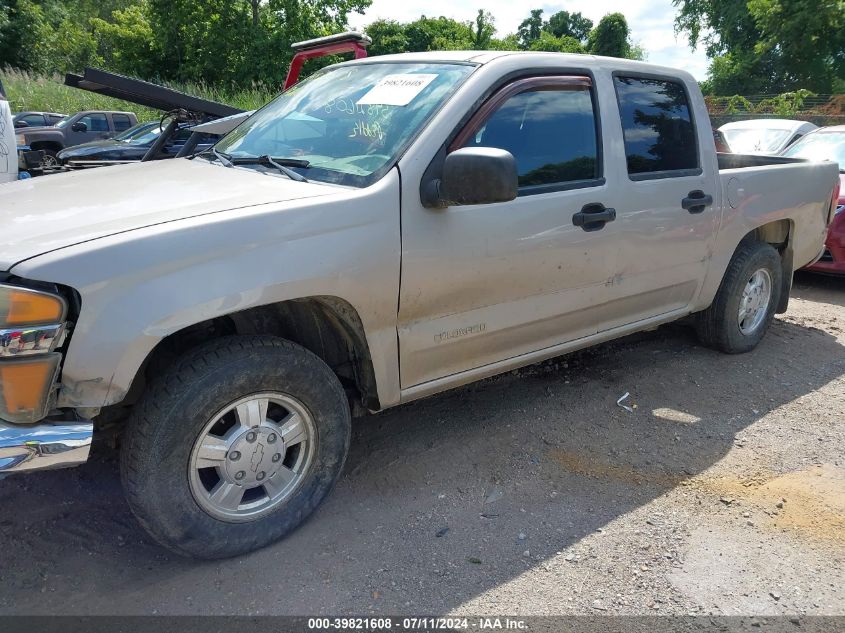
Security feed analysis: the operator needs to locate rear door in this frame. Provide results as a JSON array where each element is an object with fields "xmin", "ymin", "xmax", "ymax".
[
  {"xmin": 398, "ymin": 75, "xmax": 622, "ymax": 388},
  {"xmin": 597, "ymin": 73, "xmax": 719, "ymax": 328},
  {"xmin": 111, "ymin": 113, "xmax": 134, "ymax": 135}
]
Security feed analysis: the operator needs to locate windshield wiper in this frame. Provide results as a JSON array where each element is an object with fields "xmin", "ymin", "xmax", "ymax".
[
  {"xmin": 192, "ymin": 148, "xmax": 234, "ymax": 167},
  {"xmin": 211, "ymin": 148, "xmax": 234, "ymax": 167},
  {"xmin": 231, "ymin": 155, "xmax": 310, "ymax": 182}
]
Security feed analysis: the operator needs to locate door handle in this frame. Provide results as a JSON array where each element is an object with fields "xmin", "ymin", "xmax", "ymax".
[
  {"xmin": 572, "ymin": 203, "xmax": 616, "ymax": 232},
  {"xmin": 682, "ymin": 190, "xmax": 713, "ymax": 214}
]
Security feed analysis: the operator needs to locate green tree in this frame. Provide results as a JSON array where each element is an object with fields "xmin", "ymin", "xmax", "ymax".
[
  {"xmin": 487, "ymin": 33, "xmax": 520, "ymax": 51},
  {"xmin": 472, "ymin": 9, "xmax": 495, "ymax": 49},
  {"xmin": 48, "ymin": 18, "xmax": 102, "ymax": 72},
  {"xmin": 404, "ymin": 15, "xmax": 473, "ymax": 51},
  {"xmin": 673, "ymin": 0, "xmax": 844, "ymax": 93},
  {"xmin": 528, "ymin": 31, "xmax": 584, "ymax": 53},
  {"xmin": 365, "ymin": 19, "xmax": 409, "ymax": 56},
  {"xmin": 517, "ymin": 8, "xmax": 544, "ymax": 49},
  {"xmin": 0, "ymin": 0, "xmax": 52, "ymax": 72},
  {"xmin": 588, "ymin": 12, "xmax": 633, "ymax": 58},
  {"xmin": 142, "ymin": 0, "xmax": 371, "ymax": 86},
  {"xmin": 147, "ymin": 0, "xmax": 254, "ymax": 84},
  {"xmin": 91, "ymin": 1, "xmax": 157, "ymax": 77},
  {"xmin": 747, "ymin": 0, "xmax": 844, "ymax": 92},
  {"xmin": 546, "ymin": 10, "xmax": 592, "ymax": 43}
]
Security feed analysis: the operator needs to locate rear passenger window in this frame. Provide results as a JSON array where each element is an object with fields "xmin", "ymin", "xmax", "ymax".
[
  {"xmin": 614, "ymin": 76, "xmax": 698, "ymax": 177},
  {"xmin": 459, "ymin": 83, "xmax": 599, "ymax": 189},
  {"xmin": 113, "ymin": 114, "xmax": 132, "ymax": 131}
]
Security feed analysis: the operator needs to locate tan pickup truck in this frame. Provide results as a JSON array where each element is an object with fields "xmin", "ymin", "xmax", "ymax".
[{"xmin": 0, "ymin": 52, "xmax": 839, "ymax": 559}]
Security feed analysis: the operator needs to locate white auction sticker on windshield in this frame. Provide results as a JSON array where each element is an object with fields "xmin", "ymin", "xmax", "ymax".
[{"xmin": 357, "ymin": 74, "xmax": 438, "ymax": 106}]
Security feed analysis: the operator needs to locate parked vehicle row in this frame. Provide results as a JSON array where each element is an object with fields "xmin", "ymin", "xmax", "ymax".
[
  {"xmin": 15, "ymin": 110, "xmax": 139, "ymax": 167},
  {"xmin": 0, "ymin": 51, "xmax": 838, "ymax": 559},
  {"xmin": 56, "ymin": 120, "xmax": 216, "ymax": 167}
]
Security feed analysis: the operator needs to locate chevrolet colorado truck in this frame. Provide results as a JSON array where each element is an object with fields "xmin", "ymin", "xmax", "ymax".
[{"xmin": 0, "ymin": 52, "xmax": 839, "ymax": 559}]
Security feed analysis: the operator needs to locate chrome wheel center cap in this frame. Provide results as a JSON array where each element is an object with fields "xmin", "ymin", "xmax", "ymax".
[{"xmin": 224, "ymin": 427, "xmax": 285, "ymax": 486}]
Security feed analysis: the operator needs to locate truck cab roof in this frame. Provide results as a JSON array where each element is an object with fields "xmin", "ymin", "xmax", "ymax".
[{"xmin": 332, "ymin": 50, "xmax": 698, "ymax": 84}]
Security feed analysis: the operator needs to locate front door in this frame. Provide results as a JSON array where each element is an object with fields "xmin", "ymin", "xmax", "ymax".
[
  {"xmin": 398, "ymin": 75, "xmax": 622, "ymax": 388},
  {"xmin": 69, "ymin": 113, "xmax": 111, "ymax": 145}
]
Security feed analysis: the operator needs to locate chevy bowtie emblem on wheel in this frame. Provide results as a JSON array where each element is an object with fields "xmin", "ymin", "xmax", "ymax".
[{"xmin": 250, "ymin": 443, "xmax": 265, "ymax": 472}]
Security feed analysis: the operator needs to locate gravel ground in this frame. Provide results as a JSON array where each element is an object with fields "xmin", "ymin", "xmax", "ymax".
[{"xmin": 0, "ymin": 272, "xmax": 842, "ymax": 616}]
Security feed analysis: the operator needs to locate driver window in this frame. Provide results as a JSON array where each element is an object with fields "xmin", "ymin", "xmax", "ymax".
[{"xmin": 459, "ymin": 84, "xmax": 600, "ymax": 188}]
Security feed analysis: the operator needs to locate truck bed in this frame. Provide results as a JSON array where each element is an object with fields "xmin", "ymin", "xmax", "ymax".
[
  {"xmin": 715, "ymin": 153, "xmax": 838, "ymax": 272},
  {"xmin": 717, "ymin": 152, "xmax": 806, "ymax": 170}
]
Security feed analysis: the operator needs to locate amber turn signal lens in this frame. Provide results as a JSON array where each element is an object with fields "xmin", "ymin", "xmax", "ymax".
[
  {"xmin": 0, "ymin": 354, "xmax": 60, "ymax": 423},
  {"xmin": 0, "ymin": 286, "xmax": 66, "ymax": 327}
]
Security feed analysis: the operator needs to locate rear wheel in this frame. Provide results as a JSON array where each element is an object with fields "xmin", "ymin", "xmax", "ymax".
[
  {"xmin": 696, "ymin": 241, "xmax": 782, "ymax": 353},
  {"xmin": 120, "ymin": 335, "xmax": 351, "ymax": 559}
]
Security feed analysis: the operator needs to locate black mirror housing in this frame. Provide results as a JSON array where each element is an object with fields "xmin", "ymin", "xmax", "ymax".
[
  {"xmin": 14, "ymin": 120, "xmax": 29, "ymax": 128},
  {"xmin": 71, "ymin": 121, "xmax": 87, "ymax": 132},
  {"xmin": 431, "ymin": 147, "xmax": 518, "ymax": 207}
]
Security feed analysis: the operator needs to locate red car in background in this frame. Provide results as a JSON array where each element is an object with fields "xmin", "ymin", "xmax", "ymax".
[{"xmin": 782, "ymin": 126, "xmax": 845, "ymax": 274}]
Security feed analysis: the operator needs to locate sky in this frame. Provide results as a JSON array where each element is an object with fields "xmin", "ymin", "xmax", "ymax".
[{"xmin": 348, "ymin": 0, "xmax": 710, "ymax": 80}]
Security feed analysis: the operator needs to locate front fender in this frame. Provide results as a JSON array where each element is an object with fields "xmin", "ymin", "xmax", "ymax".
[
  {"xmin": 23, "ymin": 131, "xmax": 63, "ymax": 146},
  {"xmin": 12, "ymin": 169, "xmax": 402, "ymax": 411}
]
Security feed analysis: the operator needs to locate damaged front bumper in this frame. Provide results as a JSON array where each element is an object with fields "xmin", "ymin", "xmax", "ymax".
[{"xmin": 0, "ymin": 419, "xmax": 92, "ymax": 474}]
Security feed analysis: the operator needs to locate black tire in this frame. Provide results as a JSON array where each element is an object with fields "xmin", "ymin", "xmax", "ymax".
[
  {"xmin": 696, "ymin": 241, "xmax": 783, "ymax": 354},
  {"xmin": 120, "ymin": 335, "xmax": 350, "ymax": 559}
]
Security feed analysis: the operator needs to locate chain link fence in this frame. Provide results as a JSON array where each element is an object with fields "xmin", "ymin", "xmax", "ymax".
[{"xmin": 706, "ymin": 94, "xmax": 845, "ymax": 127}]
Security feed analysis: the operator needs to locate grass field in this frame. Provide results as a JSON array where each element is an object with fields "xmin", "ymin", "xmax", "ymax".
[{"xmin": 1, "ymin": 67, "xmax": 276, "ymax": 121}]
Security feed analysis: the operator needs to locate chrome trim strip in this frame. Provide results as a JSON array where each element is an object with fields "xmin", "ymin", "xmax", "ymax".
[
  {"xmin": 0, "ymin": 323, "xmax": 65, "ymax": 358},
  {"xmin": 0, "ymin": 419, "xmax": 92, "ymax": 474}
]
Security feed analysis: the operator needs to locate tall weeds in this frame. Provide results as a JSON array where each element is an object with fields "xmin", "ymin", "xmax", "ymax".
[{"xmin": 0, "ymin": 67, "xmax": 276, "ymax": 120}]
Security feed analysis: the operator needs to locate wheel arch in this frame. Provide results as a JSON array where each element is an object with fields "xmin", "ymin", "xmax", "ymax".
[
  {"xmin": 28, "ymin": 139, "xmax": 63, "ymax": 153},
  {"xmin": 122, "ymin": 296, "xmax": 381, "ymax": 417},
  {"xmin": 738, "ymin": 218, "xmax": 794, "ymax": 314}
]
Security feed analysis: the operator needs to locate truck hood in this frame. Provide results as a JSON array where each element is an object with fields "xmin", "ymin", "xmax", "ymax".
[
  {"xmin": 0, "ymin": 158, "xmax": 340, "ymax": 270},
  {"xmin": 18, "ymin": 125, "xmax": 60, "ymax": 136}
]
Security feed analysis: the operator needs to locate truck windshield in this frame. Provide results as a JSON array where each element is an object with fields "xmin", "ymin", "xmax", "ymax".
[
  {"xmin": 116, "ymin": 122, "xmax": 158, "ymax": 142},
  {"xmin": 213, "ymin": 62, "xmax": 475, "ymax": 187}
]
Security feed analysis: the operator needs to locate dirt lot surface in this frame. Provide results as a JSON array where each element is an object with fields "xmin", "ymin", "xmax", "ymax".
[{"xmin": 0, "ymin": 273, "xmax": 843, "ymax": 616}]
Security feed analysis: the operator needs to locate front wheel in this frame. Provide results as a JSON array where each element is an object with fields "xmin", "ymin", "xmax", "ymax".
[
  {"xmin": 40, "ymin": 149, "xmax": 59, "ymax": 168},
  {"xmin": 696, "ymin": 241, "xmax": 783, "ymax": 353},
  {"xmin": 120, "ymin": 335, "xmax": 351, "ymax": 559}
]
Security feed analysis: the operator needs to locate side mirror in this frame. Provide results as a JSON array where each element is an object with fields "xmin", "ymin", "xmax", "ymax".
[
  {"xmin": 71, "ymin": 121, "xmax": 87, "ymax": 132},
  {"xmin": 427, "ymin": 147, "xmax": 518, "ymax": 208},
  {"xmin": 14, "ymin": 120, "xmax": 29, "ymax": 128}
]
